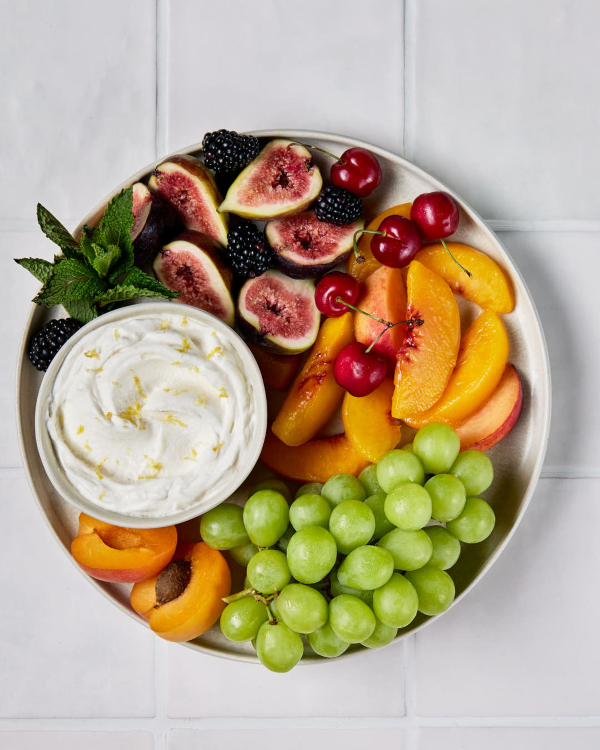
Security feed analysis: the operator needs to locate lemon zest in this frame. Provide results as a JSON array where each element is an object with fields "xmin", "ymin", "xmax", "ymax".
[
  {"xmin": 164, "ymin": 413, "xmax": 187, "ymax": 427},
  {"xmin": 130, "ymin": 370, "xmax": 147, "ymax": 399},
  {"xmin": 84, "ymin": 348, "xmax": 100, "ymax": 359},
  {"xmin": 218, "ymin": 387, "xmax": 229, "ymax": 398},
  {"xmin": 114, "ymin": 329, "xmax": 120, "ymax": 340},
  {"xmin": 207, "ymin": 346, "xmax": 222, "ymax": 359},
  {"xmin": 76, "ymin": 425, "xmax": 84, "ymax": 435},
  {"xmin": 213, "ymin": 441, "xmax": 224, "ymax": 453}
]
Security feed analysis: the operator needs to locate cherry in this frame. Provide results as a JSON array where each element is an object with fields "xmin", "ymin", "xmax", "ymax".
[
  {"xmin": 334, "ymin": 342, "xmax": 388, "ymax": 397},
  {"xmin": 315, "ymin": 272, "xmax": 360, "ymax": 317},
  {"xmin": 330, "ymin": 147, "xmax": 382, "ymax": 198},
  {"xmin": 370, "ymin": 216, "xmax": 422, "ymax": 267},
  {"xmin": 410, "ymin": 191, "xmax": 459, "ymax": 241}
]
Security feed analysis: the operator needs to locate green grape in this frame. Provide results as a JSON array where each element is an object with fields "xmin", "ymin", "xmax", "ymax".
[
  {"xmin": 289, "ymin": 494, "xmax": 331, "ymax": 531},
  {"xmin": 361, "ymin": 618, "xmax": 398, "ymax": 649},
  {"xmin": 308, "ymin": 622, "xmax": 350, "ymax": 657},
  {"xmin": 250, "ymin": 478, "xmax": 293, "ymax": 503},
  {"xmin": 329, "ymin": 594, "xmax": 376, "ymax": 643},
  {"xmin": 450, "ymin": 450, "xmax": 494, "ymax": 495},
  {"xmin": 376, "ymin": 450, "xmax": 425, "ymax": 492},
  {"xmin": 220, "ymin": 595, "xmax": 269, "ymax": 642},
  {"xmin": 401, "ymin": 443, "xmax": 414, "ymax": 453},
  {"xmin": 286, "ymin": 526, "xmax": 337, "ymax": 584},
  {"xmin": 322, "ymin": 473, "xmax": 367, "ymax": 507},
  {"xmin": 247, "ymin": 549, "xmax": 291, "ymax": 595},
  {"xmin": 295, "ymin": 482, "xmax": 324, "ymax": 498},
  {"xmin": 243, "ymin": 490, "xmax": 289, "ymax": 548},
  {"xmin": 200, "ymin": 503, "xmax": 249, "ymax": 550},
  {"xmin": 413, "ymin": 423, "xmax": 460, "ymax": 474},
  {"xmin": 446, "ymin": 496, "xmax": 495, "ymax": 543},
  {"xmin": 243, "ymin": 574, "xmax": 251, "ymax": 589},
  {"xmin": 330, "ymin": 568, "xmax": 373, "ymax": 605},
  {"xmin": 424, "ymin": 526, "xmax": 461, "ymax": 570},
  {"xmin": 372, "ymin": 572, "xmax": 419, "ymax": 628},
  {"xmin": 358, "ymin": 464, "xmax": 383, "ymax": 495},
  {"xmin": 229, "ymin": 541, "xmax": 259, "ymax": 567},
  {"xmin": 384, "ymin": 483, "xmax": 432, "ymax": 530},
  {"xmin": 277, "ymin": 524, "xmax": 294, "ymax": 552},
  {"xmin": 276, "ymin": 583, "xmax": 328, "ymax": 633},
  {"xmin": 405, "ymin": 565, "xmax": 455, "ymax": 615},
  {"xmin": 255, "ymin": 620, "xmax": 304, "ymax": 673},
  {"xmin": 329, "ymin": 499, "xmax": 376, "ymax": 554},
  {"xmin": 269, "ymin": 596, "xmax": 279, "ymax": 619},
  {"xmin": 337, "ymin": 545, "xmax": 394, "ymax": 590},
  {"xmin": 377, "ymin": 528, "xmax": 433, "ymax": 571},
  {"xmin": 365, "ymin": 493, "xmax": 396, "ymax": 539},
  {"xmin": 425, "ymin": 474, "xmax": 466, "ymax": 522}
]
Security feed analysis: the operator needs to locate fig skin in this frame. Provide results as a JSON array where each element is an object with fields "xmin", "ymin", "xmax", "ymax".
[
  {"xmin": 275, "ymin": 249, "xmax": 352, "ymax": 280},
  {"xmin": 133, "ymin": 194, "xmax": 180, "ymax": 269},
  {"xmin": 131, "ymin": 183, "xmax": 152, "ymax": 242}
]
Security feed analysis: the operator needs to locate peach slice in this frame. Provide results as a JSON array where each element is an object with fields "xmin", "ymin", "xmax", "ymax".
[
  {"xmin": 261, "ymin": 430, "xmax": 369, "ymax": 483},
  {"xmin": 272, "ymin": 313, "xmax": 355, "ymax": 446},
  {"xmin": 247, "ymin": 343, "xmax": 302, "ymax": 391},
  {"xmin": 71, "ymin": 514, "xmax": 177, "ymax": 583},
  {"xmin": 404, "ymin": 310, "xmax": 510, "ymax": 428},
  {"xmin": 347, "ymin": 203, "xmax": 412, "ymax": 283},
  {"xmin": 354, "ymin": 266, "xmax": 407, "ymax": 363},
  {"xmin": 415, "ymin": 242, "xmax": 515, "ymax": 313},
  {"xmin": 456, "ymin": 364, "xmax": 523, "ymax": 450},
  {"xmin": 392, "ymin": 261, "xmax": 461, "ymax": 419},
  {"xmin": 130, "ymin": 542, "xmax": 231, "ymax": 642},
  {"xmin": 342, "ymin": 379, "xmax": 401, "ymax": 462}
]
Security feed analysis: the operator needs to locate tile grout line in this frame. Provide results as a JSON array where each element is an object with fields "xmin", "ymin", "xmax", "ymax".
[
  {"xmin": 403, "ymin": 635, "xmax": 419, "ymax": 750},
  {"xmin": 402, "ymin": 0, "xmax": 417, "ymax": 162},
  {"xmin": 155, "ymin": 0, "xmax": 169, "ymax": 159}
]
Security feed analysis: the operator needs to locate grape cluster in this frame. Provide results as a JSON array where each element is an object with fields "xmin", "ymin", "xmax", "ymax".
[{"xmin": 199, "ymin": 423, "xmax": 496, "ymax": 673}]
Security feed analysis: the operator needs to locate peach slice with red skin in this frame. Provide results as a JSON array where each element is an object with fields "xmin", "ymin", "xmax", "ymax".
[
  {"xmin": 392, "ymin": 261, "xmax": 461, "ymax": 419},
  {"xmin": 342, "ymin": 378, "xmax": 401, "ymax": 462},
  {"xmin": 71, "ymin": 514, "xmax": 177, "ymax": 583},
  {"xmin": 455, "ymin": 364, "xmax": 523, "ymax": 450},
  {"xmin": 403, "ymin": 310, "xmax": 510, "ymax": 429},
  {"xmin": 415, "ymin": 242, "xmax": 515, "ymax": 313},
  {"xmin": 261, "ymin": 430, "xmax": 369, "ymax": 483},
  {"xmin": 130, "ymin": 542, "xmax": 231, "ymax": 642}
]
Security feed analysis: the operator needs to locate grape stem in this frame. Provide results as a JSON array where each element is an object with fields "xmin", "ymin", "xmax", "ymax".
[
  {"xmin": 335, "ymin": 296, "xmax": 424, "ymax": 353},
  {"xmin": 286, "ymin": 140, "xmax": 344, "ymax": 164},
  {"xmin": 222, "ymin": 588, "xmax": 256, "ymax": 604},
  {"xmin": 352, "ymin": 228, "xmax": 386, "ymax": 264},
  {"xmin": 440, "ymin": 238, "xmax": 472, "ymax": 278}
]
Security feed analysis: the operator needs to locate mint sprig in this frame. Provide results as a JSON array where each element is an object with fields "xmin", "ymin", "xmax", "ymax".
[{"xmin": 15, "ymin": 187, "xmax": 178, "ymax": 323}]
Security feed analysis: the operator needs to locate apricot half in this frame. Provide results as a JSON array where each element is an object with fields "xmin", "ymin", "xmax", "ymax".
[
  {"xmin": 261, "ymin": 430, "xmax": 369, "ymax": 483},
  {"xmin": 404, "ymin": 310, "xmax": 510, "ymax": 428},
  {"xmin": 130, "ymin": 542, "xmax": 231, "ymax": 642},
  {"xmin": 272, "ymin": 313, "xmax": 354, "ymax": 446},
  {"xmin": 354, "ymin": 266, "xmax": 407, "ymax": 363},
  {"xmin": 71, "ymin": 514, "xmax": 177, "ymax": 583},
  {"xmin": 392, "ymin": 261, "xmax": 461, "ymax": 419},
  {"xmin": 342, "ymin": 379, "xmax": 402, "ymax": 462},
  {"xmin": 415, "ymin": 242, "xmax": 515, "ymax": 313}
]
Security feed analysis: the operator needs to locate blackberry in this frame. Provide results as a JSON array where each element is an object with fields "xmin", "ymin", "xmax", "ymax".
[
  {"xmin": 28, "ymin": 318, "xmax": 83, "ymax": 371},
  {"xmin": 225, "ymin": 222, "xmax": 273, "ymax": 278},
  {"xmin": 202, "ymin": 129, "xmax": 260, "ymax": 175},
  {"xmin": 314, "ymin": 186, "xmax": 363, "ymax": 226}
]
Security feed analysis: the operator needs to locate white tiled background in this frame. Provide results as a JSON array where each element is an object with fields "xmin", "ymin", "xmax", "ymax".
[{"xmin": 1, "ymin": 1, "xmax": 599, "ymax": 748}]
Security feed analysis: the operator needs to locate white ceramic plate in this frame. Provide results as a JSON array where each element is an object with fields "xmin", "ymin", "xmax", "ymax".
[{"xmin": 16, "ymin": 130, "xmax": 551, "ymax": 664}]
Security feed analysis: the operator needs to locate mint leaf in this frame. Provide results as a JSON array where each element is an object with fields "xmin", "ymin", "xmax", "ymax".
[
  {"xmin": 37, "ymin": 204, "xmax": 81, "ymax": 260},
  {"xmin": 99, "ymin": 187, "xmax": 134, "ymax": 248},
  {"xmin": 14, "ymin": 257, "xmax": 54, "ymax": 283},
  {"xmin": 124, "ymin": 267, "xmax": 179, "ymax": 298},
  {"xmin": 63, "ymin": 297, "xmax": 98, "ymax": 324},
  {"xmin": 94, "ymin": 284, "xmax": 175, "ymax": 306},
  {"xmin": 34, "ymin": 259, "xmax": 106, "ymax": 305},
  {"xmin": 92, "ymin": 243, "xmax": 121, "ymax": 278},
  {"xmin": 79, "ymin": 228, "xmax": 99, "ymax": 266}
]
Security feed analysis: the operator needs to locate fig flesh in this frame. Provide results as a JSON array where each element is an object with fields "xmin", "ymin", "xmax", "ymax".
[
  {"xmin": 237, "ymin": 270, "xmax": 320, "ymax": 354},
  {"xmin": 266, "ymin": 211, "xmax": 364, "ymax": 279},
  {"xmin": 131, "ymin": 188, "xmax": 180, "ymax": 268},
  {"xmin": 153, "ymin": 230, "xmax": 234, "ymax": 326},
  {"xmin": 149, "ymin": 155, "xmax": 228, "ymax": 247},
  {"xmin": 220, "ymin": 139, "xmax": 322, "ymax": 220},
  {"xmin": 131, "ymin": 183, "xmax": 152, "ymax": 241}
]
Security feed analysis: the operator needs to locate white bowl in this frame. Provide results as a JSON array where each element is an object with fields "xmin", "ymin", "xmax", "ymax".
[{"xmin": 34, "ymin": 301, "xmax": 268, "ymax": 529}]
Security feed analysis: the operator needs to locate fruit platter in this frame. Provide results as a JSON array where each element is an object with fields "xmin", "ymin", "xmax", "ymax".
[{"xmin": 16, "ymin": 130, "xmax": 550, "ymax": 671}]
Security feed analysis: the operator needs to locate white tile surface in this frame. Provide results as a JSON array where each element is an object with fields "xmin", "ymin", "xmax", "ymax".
[
  {"xmin": 419, "ymin": 728, "xmax": 600, "ymax": 750},
  {"xmin": 409, "ymin": 0, "xmax": 600, "ymax": 220},
  {"xmin": 0, "ymin": 0, "xmax": 156, "ymax": 222},
  {"xmin": 169, "ymin": 728, "xmax": 403, "ymax": 750},
  {"xmin": 165, "ymin": 0, "xmax": 404, "ymax": 155},
  {"xmin": 415, "ymin": 478, "xmax": 600, "ymax": 716},
  {"xmin": 498, "ymin": 231, "xmax": 600, "ymax": 472},
  {"xmin": 0, "ymin": 732, "xmax": 154, "ymax": 750},
  {"xmin": 0, "ymin": 474, "xmax": 156, "ymax": 717},
  {"xmin": 167, "ymin": 641, "xmax": 404, "ymax": 717}
]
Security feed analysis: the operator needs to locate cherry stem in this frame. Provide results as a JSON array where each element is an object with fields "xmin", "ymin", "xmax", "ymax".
[
  {"xmin": 352, "ymin": 228, "xmax": 386, "ymax": 264},
  {"xmin": 440, "ymin": 238, "xmax": 472, "ymax": 279},
  {"xmin": 335, "ymin": 296, "xmax": 424, "ymax": 353},
  {"xmin": 286, "ymin": 140, "xmax": 344, "ymax": 164}
]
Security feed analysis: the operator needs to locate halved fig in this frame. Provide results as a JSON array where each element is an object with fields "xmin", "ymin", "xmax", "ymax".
[
  {"xmin": 219, "ymin": 139, "xmax": 322, "ymax": 220},
  {"xmin": 237, "ymin": 269, "xmax": 320, "ymax": 354},
  {"xmin": 266, "ymin": 211, "xmax": 364, "ymax": 278},
  {"xmin": 153, "ymin": 230, "xmax": 234, "ymax": 326},
  {"xmin": 131, "ymin": 183, "xmax": 153, "ymax": 241},
  {"xmin": 149, "ymin": 155, "xmax": 228, "ymax": 247},
  {"xmin": 131, "ymin": 183, "xmax": 180, "ymax": 268}
]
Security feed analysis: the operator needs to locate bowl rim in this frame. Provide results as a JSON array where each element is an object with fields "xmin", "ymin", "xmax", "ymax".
[{"xmin": 33, "ymin": 301, "xmax": 268, "ymax": 529}]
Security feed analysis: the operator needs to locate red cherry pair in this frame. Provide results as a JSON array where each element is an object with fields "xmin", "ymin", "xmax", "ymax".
[{"xmin": 289, "ymin": 142, "xmax": 382, "ymax": 197}]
